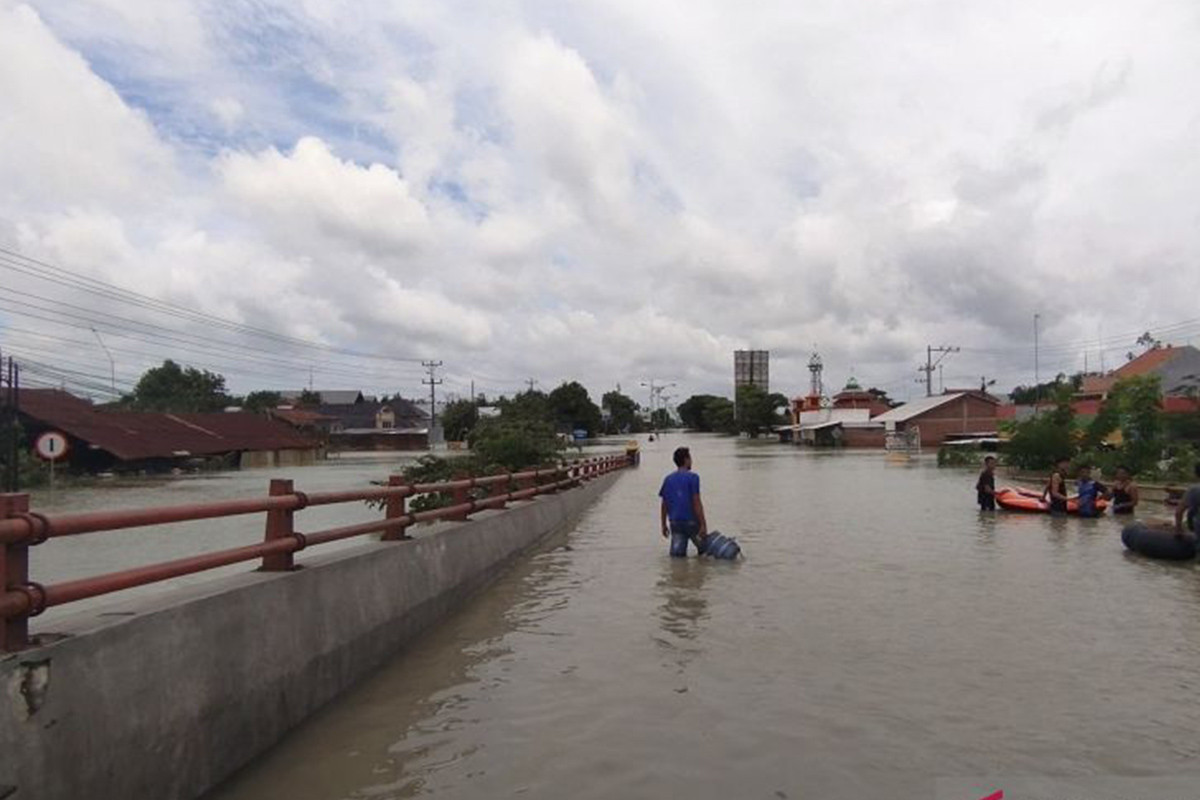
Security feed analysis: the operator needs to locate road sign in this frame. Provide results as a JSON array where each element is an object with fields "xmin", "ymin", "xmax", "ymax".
[{"xmin": 34, "ymin": 431, "xmax": 69, "ymax": 462}]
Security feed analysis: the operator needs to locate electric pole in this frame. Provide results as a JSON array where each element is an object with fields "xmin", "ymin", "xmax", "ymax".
[
  {"xmin": 525, "ymin": 378, "xmax": 538, "ymax": 393},
  {"xmin": 919, "ymin": 346, "xmax": 959, "ymax": 397},
  {"xmin": 1033, "ymin": 313, "xmax": 1041, "ymax": 411},
  {"xmin": 422, "ymin": 360, "xmax": 443, "ymax": 435}
]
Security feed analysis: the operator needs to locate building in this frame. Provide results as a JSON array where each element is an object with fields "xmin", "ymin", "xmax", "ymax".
[
  {"xmin": 278, "ymin": 390, "xmax": 365, "ymax": 406},
  {"xmin": 16, "ymin": 389, "xmax": 321, "ymax": 471},
  {"xmin": 830, "ymin": 377, "xmax": 893, "ymax": 417},
  {"xmin": 778, "ymin": 407, "xmax": 886, "ymax": 447},
  {"xmin": 872, "ymin": 391, "xmax": 1001, "ymax": 448},
  {"xmin": 734, "ymin": 350, "xmax": 770, "ymax": 393},
  {"xmin": 1077, "ymin": 344, "xmax": 1200, "ymax": 399},
  {"xmin": 319, "ymin": 397, "xmax": 430, "ymax": 451}
]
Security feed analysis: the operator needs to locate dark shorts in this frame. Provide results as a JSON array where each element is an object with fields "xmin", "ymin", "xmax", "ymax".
[
  {"xmin": 669, "ymin": 520, "xmax": 704, "ymax": 557},
  {"xmin": 978, "ymin": 494, "xmax": 996, "ymax": 511}
]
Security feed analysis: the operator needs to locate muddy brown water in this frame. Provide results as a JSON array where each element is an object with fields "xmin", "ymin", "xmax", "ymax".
[{"xmin": 191, "ymin": 435, "xmax": 1200, "ymax": 799}]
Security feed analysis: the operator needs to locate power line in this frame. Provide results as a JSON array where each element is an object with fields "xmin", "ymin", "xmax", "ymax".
[
  {"xmin": 0, "ymin": 247, "xmax": 428, "ymax": 364},
  {"xmin": 918, "ymin": 346, "xmax": 959, "ymax": 397}
]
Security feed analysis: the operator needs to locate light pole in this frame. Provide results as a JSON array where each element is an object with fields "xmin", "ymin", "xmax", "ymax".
[
  {"xmin": 640, "ymin": 380, "xmax": 675, "ymax": 434},
  {"xmin": 1033, "ymin": 313, "xmax": 1041, "ymax": 413},
  {"xmin": 90, "ymin": 327, "xmax": 116, "ymax": 396}
]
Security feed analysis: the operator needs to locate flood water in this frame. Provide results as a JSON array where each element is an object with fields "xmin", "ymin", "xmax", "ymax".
[
  {"xmin": 204, "ymin": 434, "xmax": 1200, "ymax": 800},
  {"xmin": 29, "ymin": 452, "xmax": 436, "ymax": 622}
]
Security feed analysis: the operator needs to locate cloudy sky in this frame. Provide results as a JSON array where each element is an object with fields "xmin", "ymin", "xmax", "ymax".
[{"xmin": 1, "ymin": 0, "xmax": 1198, "ymax": 406}]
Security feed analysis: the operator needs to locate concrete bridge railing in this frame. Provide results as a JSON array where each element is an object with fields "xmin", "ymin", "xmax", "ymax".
[
  {"xmin": 0, "ymin": 450, "xmax": 634, "ymax": 800},
  {"xmin": 0, "ymin": 452, "xmax": 631, "ymax": 652}
]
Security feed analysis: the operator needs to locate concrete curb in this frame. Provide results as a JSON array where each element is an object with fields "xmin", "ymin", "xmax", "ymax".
[{"xmin": 0, "ymin": 471, "xmax": 623, "ymax": 800}]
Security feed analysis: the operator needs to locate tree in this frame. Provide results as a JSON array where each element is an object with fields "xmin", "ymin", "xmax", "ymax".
[
  {"xmin": 735, "ymin": 384, "xmax": 788, "ymax": 438},
  {"xmin": 1005, "ymin": 384, "xmax": 1077, "ymax": 469},
  {"xmin": 602, "ymin": 390, "xmax": 641, "ymax": 434},
  {"xmin": 1009, "ymin": 373, "xmax": 1082, "ymax": 406},
  {"xmin": 547, "ymin": 381, "xmax": 602, "ymax": 437},
  {"xmin": 441, "ymin": 398, "xmax": 479, "ymax": 442},
  {"xmin": 676, "ymin": 393, "xmax": 729, "ymax": 431},
  {"xmin": 295, "ymin": 389, "xmax": 322, "ymax": 407},
  {"xmin": 470, "ymin": 416, "xmax": 561, "ymax": 470},
  {"xmin": 1136, "ymin": 331, "xmax": 1162, "ymax": 351},
  {"xmin": 650, "ymin": 408, "xmax": 673, "ymax": 430},
  {"xmin": 500, "ymin": 389, "xmax": 551, "ymax": 423},
  {"xmin": 242, "ymin": 390, "xmax": 282, "ymax": 415},
  {"xmin": 1108, "ymin": 375, "xmax": 1164, "ymax": 473},
  {"xmin": 703, "ymin": 396, "xmax": 738, "ymax": 434},
  {"xmin": 122, "ymin": 360, "xmax": 230, "ymax": 413}
]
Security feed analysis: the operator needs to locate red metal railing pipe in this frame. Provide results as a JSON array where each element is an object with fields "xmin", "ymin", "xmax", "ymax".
[
  {"xmin": 0, "ymin": 495, "xmax": 306, "ymax": 544},
  {"xmin": 0, "ymin": 537, "xmax": 301, "ymax": 617},
  {"xmin": 0, "ymin": 452, "xmax": 634, "ymax": 648},
  {"xmin": 0, "ymin": 466, "xmax": 579, "ymax": 545}
]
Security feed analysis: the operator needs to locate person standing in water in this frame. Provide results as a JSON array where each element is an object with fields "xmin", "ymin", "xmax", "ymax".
[
  {"xmin": 1108, "ymin": 465, "xmax": 1140, "ymax": 515},
  {"xmin": 1044, "ymin": 456, "xmax": 1071, "ymax": 514},
  {"xmin": 975, "ymin": 455, "xmax": 997, "ymax": 510},
  {"xmin": 1074, "ymin": 463, "xmax": 1107, "ymax": 518},
  {"xmin": 659, "ymin": 446, "xmax": 708, "ymax": 557},
  {"xmin": 1174, "ymin": 463, "xmax": 1200, "ymax": 536}
]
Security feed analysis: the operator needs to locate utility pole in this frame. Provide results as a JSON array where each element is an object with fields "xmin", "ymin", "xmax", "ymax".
[
  {"xmin": 919, "ymin": 345, "xmax": 959, "ymax": 397},
  {"xmin": 422, "ymin": 360, "xmax": 443, "ymax": 437},
  {"xmin": 1034, "ymin": 313, "xmax": 1041, "ymax": 413},
  {"xmin": 641, "ymin": 379, "xmax": 676, "ymax": 432},
  {"xmin": 89, "ymin": 326, "xmax": 116, "ymax": 395},
  {"xmin": 525, "ymin": 378, "xmax": 538, "ymax": 393}
]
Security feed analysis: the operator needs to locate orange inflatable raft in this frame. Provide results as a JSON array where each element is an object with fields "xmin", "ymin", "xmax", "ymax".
[{"xmin": 994, "ymin": 487, "xmax": 1109, "ymax": 515}]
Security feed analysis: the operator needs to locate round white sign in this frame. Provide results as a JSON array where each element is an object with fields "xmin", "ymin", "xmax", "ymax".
[{"xmin": 34, "ymin": 431, "xmax": 69, "ymax": 462}]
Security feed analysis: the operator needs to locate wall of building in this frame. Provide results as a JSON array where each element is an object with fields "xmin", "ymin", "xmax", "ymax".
[
  {"xmin": 239, "ymin": 448, "xmax": 323, "ymax": 469},
  {"xmin": 842, "ymin": 427, "xmax": 887, "ymax": 448},
  {"xmin": 904, "ymin": 396, "xmax": 998, "ymax": 446},
  {"xmin": 329, "ymin": 431, "xmax": 429, "ymax": 451},
  {"xmin": 0, "ymin": 473, "xmax": 622, "ymax": 800}
]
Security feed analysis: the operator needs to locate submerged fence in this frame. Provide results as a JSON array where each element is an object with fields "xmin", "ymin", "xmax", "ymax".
[{"xmin": 0, "ymin": 451, "xmax": 633, "ymax": 652}]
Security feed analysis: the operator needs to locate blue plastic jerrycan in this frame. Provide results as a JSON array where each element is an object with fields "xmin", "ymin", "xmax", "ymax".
[{"xmin": 699, "ymin": 530, "xmax": 742, "ymax": 560}]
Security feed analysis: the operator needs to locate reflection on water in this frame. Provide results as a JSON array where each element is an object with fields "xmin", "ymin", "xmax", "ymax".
[
  {"xmin": 207, "ymin": 436, "xmax": 1200, "ymax": 800},
  {"xmin": 654, "ymin": 558, "xmax": 711, "ymax": 679}
]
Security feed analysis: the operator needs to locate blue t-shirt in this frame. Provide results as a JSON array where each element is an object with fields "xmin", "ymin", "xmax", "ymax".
[
  {"xmin": 659, "ymin": 470, "xmax": 700, "ymax": 522},
  {"xmin": 1077, "ymin": 478, "xmax": 1105, "ymax": 516}
]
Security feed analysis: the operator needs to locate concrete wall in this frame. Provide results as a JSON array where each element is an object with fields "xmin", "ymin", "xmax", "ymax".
[
  {"xmin": 0, "ymin": 472, "xmax": 621, "ymax": 800},
  {"xmin": 239, "ymin": 447, "xmax": 323, "ymax": 468}
]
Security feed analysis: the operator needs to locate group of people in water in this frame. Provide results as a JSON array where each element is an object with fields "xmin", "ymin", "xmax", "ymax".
[
  {"xmin": 974, "ymin": 457, "xmax": 1200, "ymax": 540},
  {"xmin": 974, "ymin": 455, "xmax": 1140, "ymax": 517}
]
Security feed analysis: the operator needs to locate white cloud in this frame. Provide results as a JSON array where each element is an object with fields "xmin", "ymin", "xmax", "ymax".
[{"xmin": 2, "ymin": 0, "xmax": 1199, "ymax": 404}]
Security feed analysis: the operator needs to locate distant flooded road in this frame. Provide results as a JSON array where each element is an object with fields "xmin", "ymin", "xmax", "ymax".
[{"xmin": 191, "ymin": 436, "xmax": 1198, "ymax": 798}]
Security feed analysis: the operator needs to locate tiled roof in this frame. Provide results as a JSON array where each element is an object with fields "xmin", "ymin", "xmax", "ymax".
[
  {"xmin": 872, "ymin": 391, "xmax": 997, "ymax": 423},
  {"xmin": 1115, "ymin": 347, "xmax": 1186, "ymax": 377},
  {"xmin": 18, "ymin": 389, "xmax": 316, "ymax": 460}
]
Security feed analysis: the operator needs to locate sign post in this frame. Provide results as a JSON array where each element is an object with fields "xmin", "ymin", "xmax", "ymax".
[{"xmin": 34, "ymin": 431, "xmax": 69, "ymax": 490}]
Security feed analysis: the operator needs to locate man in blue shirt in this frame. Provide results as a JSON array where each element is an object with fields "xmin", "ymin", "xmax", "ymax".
[
  {"xmin": 659, "ymin": 446, "xmax": 708, "ymax": 557},
  {"xmin": 1075, "ymin": 463, "xmax": 1107, "ymax": 518}
]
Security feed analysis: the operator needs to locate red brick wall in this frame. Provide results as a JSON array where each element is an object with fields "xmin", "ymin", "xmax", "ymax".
[
  {"xmin": 902, "ymin": 396, "xmax": 998, "ymax": 446},
  {"xmin": 842, "ymin": 427, "xmax": 886, "ymax": 448}
]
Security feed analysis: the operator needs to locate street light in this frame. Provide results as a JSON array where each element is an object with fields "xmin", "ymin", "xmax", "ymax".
[{"xmin": 90, "ymin": 327, "xmax": 116, "ymax": 396}]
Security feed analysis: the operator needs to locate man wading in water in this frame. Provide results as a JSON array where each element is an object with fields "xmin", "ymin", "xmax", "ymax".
[{"xmin": 659, "ymin": 446, "xmax": 708, "ymax": 557}]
